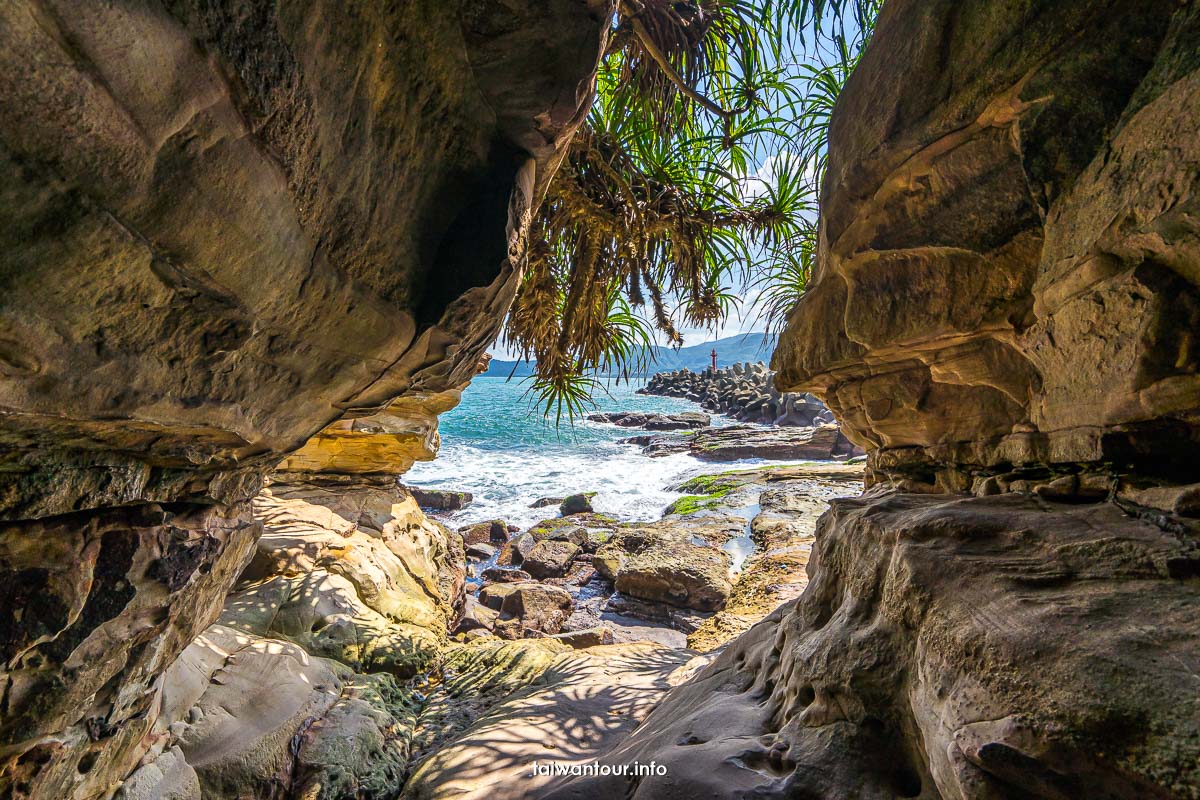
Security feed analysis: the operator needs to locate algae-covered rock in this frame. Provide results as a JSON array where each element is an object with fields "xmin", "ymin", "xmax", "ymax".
[
  {"xmin": 559, "ymin": 493, "xmax": 596, "ymax": 515},
  {"xmin": 593, "ymin": 528, "xmax": 731, "ymax": 611}
]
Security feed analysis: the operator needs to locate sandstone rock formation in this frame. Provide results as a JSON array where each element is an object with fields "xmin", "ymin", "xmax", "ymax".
[
  {"xmin": 773, "ymin": 0, "xmax": 1200, "ymax": 492},
  {"xmin": 277, "ymin": 390, "xmax": 469, "ymax": 476},
  {"xmin": 541, "ymin": 2, "xmax": 1200, "ymax": 798},
  {"xmin": 0, "ymin": 0, "xmax": 609, "ymax": 795},
  {"xmin": 545, "ymin": 491, "xmax": 1200, "ymax": 800},
  {"xmin": 111, "ymin": 476, "xmax": 468, "ymax": 798}
]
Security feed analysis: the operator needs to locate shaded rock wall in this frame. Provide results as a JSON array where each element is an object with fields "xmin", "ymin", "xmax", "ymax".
[
  {"xmin": 0, "ymin": 1, "xmax": 608, "ymax": 797},
  {"xmin": 774, "ymin": 0, "xmax": 1200, "ymax": 490},
  {"xmin": 0, "ymin": 504, "xmax": 259, "ymax": 798},
  {"xmin": 0, "ymin": 0, "xmax": 605, "ymax": 517}
]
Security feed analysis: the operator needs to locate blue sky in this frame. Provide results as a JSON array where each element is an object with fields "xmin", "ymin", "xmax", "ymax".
[{"xmin": 488, "ymin": 5, "xmax": 855, "ymax": 362}]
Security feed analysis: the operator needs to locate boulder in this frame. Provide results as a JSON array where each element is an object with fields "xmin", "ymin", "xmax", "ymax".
[
  {"xmin": 559, "ymin": 493, "xmax": 596, "ymax": 515},
  {"xmin": 547, "ymin": 525, "xmax": 588, "ymax": 546},
  {"xmin": 411, "ymin": 487, "xmax": 474, "ymax": 511},
  {"xmin": 522, "ymin": 540, "xmax": 582, "ymax": 579},
  {"xmin": 593, "ymin": 529, "xmax": 731, "ymax": 611},
  {"xmin": 465, "ymin": 542, "xmax": 497, "ymax": 561},
  {"xmin": 459, "ymin": 520, "xmax": 509, "ymax": 545},
  {"xmin": 480, "ymin": 567, "xmax": 533, "ymax": 584},
  {"xmin": 456, "ymin": 597, "xmax": 500, "ymax": 634},
  {"xmin": 530, "ymin": 497, "xmax": 566, "ymax": 508},
  {"xmin": 478, "ymin": 582, "xmax": 574, "ymax": 637},
  {"xmin": 508, "ymin": 532, "xmax": 539, "ymax": 563}
]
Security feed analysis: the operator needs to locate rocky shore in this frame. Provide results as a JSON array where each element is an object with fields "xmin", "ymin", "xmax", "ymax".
[
  {"xmin": 437, "ymin": 464, "xmax": 864, "ymax": 651},
  {"xmin": 5, "ymin": 0, "xmax": 1198, "ymax": 798},
  {"xmin": 622, "ymin": 423, "xmax": 861, "ymax": 461},
  {"xmin": 639, "ymin": 362, "xmax": 834, "ymax": 427}
]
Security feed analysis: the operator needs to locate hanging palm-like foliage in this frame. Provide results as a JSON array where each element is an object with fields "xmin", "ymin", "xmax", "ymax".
[{"xmin": 504, "ymin": 0, "xmax": 883, "ymax": 416}]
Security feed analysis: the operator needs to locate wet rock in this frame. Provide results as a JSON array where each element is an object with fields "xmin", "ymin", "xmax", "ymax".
[
  {"xmin": 459, "ymin": 520, "xmax": 509, "ymax": 546},
  {"xmin": 522, "ymin": 540, "xmax": 581, "ymax": 579},
  {"xmin": 559, "ymin": 493, "xmax": 596, "ymax": 515},
  {"xmin": 411, "ymin": 488, "xmax": 474, "ymax": 512},
  {"xmin": 466, "ymin": 542, "xmax": 497, "ymax": 561},
  {"xmin": 480, "ymin": 567, "xmax": 533, "ymax": 584},
  {"xmin": 530, "ymin": 497, "xmax": 566, "ymax": 508}
]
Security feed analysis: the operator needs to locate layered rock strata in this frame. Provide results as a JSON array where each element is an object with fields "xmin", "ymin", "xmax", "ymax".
[
  {"xmin": 545, "ymin": 491, "xmax": 1200, "ymax": 799},
  {"xmin": 773, "ymin": 0, "xmax": 1200, "ymax": 490},
  {"xmin": 0, "ymin": 0, "xmax": 609, "ymax": 795}
]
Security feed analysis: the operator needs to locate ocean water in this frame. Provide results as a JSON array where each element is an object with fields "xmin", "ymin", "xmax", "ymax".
[{"xmin": 405, "ymin": 376, "xmax": 742, "ymax": 528}]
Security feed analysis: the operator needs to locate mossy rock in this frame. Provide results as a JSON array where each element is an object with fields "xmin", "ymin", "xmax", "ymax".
[
  {"xmin": 560, "ymin": 492, "xmax": 597, "ymax": 515},
  {"xmin": 665, "ymin": 474, "xmax": 740, "ymax": 515}
]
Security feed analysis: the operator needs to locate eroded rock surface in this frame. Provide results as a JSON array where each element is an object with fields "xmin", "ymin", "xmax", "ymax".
[
  {"xmin": 114, "ymin": 478, "xmax": 465, "ymax": 798},
  {"xmin": 547, "ymin": 491, "xmax": 1200, "ymax": 799},
  {"xmin": 774, "ymin": 0, "xmax": 1200, "ymax": 490},
  {"xmin": 0, "ymin": 0, "xmax": 608, "ymax": 795}
]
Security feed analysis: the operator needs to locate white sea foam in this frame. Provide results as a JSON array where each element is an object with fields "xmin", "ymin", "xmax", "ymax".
[
  {"xmin": 406, "ymin": 440, "xmax": 705, "ymax": 529},
  {"xmin": 403, "ymin": 376, "xmax": 805, "ymax": 531}
]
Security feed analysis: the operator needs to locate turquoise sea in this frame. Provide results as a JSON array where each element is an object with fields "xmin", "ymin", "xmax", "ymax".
[{"xmin": 406, "ymin": 376, "xmax": 740, "ymax": 528}]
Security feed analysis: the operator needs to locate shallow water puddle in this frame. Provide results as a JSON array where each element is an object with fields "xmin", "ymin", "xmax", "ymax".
[{"xmin": 721, "ymin": 502, "xmax": 761, "ymax": 575}]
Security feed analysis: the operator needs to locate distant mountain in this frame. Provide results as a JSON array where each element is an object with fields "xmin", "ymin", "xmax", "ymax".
[
  {"xmin": 483, "ymin": 332, "xmax": 777, "ymax": 379},
  {"xmin": 482, "ymin": 358, "xmax": 537, "ymax": 378},
  {"xmin": 650, "ymin": 332, "xmax": 777, "ymax": 373}
]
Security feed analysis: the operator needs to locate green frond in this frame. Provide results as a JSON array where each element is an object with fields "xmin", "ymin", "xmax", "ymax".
[{"xmin": 505, "ymin": 0, "xmax": 881, "ymax": 418}]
